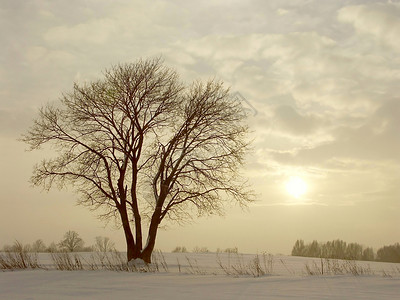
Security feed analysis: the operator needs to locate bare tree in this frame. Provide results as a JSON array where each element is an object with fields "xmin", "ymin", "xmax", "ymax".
[
  {"xmin": 23, "ymin": 57, "xmax": 252, "ymax": 263},
  {"xmin": 94, "ymin": 236, "xmax": 115, "ymax": 252},
  {"xmin": 31, "ymin": 239, "xmax": 47, "ymax": 252},
  {"xmin": 47, "ymin": 242, "xmax": 59, "ymax": 253},
  {"xmin": 58, "ymin": 231, "xmax": 84, "ymax": 252}
]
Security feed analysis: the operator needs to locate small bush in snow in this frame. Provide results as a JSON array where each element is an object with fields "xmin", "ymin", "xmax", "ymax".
[
  {"xmin": 172, "ymin": 246, "xmax": 187, "ymax": 253},
  {"xmin": 192, "ymin": 246, "xmax": 209, "ymax": 253}
]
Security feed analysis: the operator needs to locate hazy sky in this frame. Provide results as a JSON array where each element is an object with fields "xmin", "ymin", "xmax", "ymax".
[{"xmin": 1, "ymin": 0, "xmax": 399, "ymax": 254}]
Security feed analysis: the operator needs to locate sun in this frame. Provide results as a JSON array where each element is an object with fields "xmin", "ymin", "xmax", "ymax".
[{"xmin": 285, "ymin": 176, "xmax": 307, "ymax": 198}]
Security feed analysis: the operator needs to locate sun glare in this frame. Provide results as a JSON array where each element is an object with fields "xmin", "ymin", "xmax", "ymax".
[{"xmin": 285, "ymin": 176, "xmax": 307, "ymax": 198}]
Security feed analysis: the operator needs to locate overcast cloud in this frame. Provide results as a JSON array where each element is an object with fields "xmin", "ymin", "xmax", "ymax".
[{"xmin": 0, "ymin": 0, "xmax": 398, "ymax": 254}]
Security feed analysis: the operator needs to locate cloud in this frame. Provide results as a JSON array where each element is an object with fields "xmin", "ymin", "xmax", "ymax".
[
  {"xmin": 1, "ymin": 0, "xmax": 400, "ymax": 254},
  {"xmin": 277, "ymin": 98, "xmax": 400, "ymax": 164},
  {"xmin": 2, "ymin": 0, "xmax": 400, "ymax": 208},
  {"xmin": 171, "ymin": 29, "xmax": 396, "ymax": 116},
  {"xmin": 44, "ymin": 19, "xmax": 117, "ymax": 45},
  {"xmin": 272, "ymin": 105, "xmax": 323, "ymax": 135},
  {"xmin": 0, "ymin": 108, "xmax": 36, "ymax": 137},
  {"xmin": 338, "ymin": 2, "xmax": 400, "ymax": 51}
]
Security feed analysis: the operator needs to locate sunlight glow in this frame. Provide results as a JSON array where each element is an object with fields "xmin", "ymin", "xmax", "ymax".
[{"xmin": 285, "ymin": 176, "xmax": 307, "ymax": 198}]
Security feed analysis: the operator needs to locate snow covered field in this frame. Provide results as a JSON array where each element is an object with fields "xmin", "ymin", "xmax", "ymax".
[{"xmin": 1, "ymin": 252, "xmax": 399, "ymax": 299}]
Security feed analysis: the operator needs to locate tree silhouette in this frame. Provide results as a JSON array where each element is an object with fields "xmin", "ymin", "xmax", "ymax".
[
  {"xmin": 31, "ymin": 239, "xmax": 47, "ymax": 252},
  {"xmin": 94, "ymin": 236, "xmax": 115, "ymax": 252},
  {"xmin": 58, "ymin": 231, "xmax": 84, "ymax": 252},
  {"xmin": 23, "ymin": 57, "xmax": 252, "ymax": 262},
  {"xmin": 377, "ymin": 243, "xmax": 400, "ymax": 263}
]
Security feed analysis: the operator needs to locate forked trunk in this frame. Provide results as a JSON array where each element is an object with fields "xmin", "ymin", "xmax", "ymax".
[
  {"xmin": 132, "ymin": 199, "xmax": 143, "ymax": 256},
  {"xmin": 140, "ymin": 228, "xmax": 157, "ymax": 263},
  {"xmin": 140, "ymin": 208, "xmax": 161, "ymax": 263},
  {"xmin": 126, "ymin": 238, "xmax": 135, "ymax": 262},
  {"xmin": 119, "ymin": 207, "xmax": 137, "ymax": 262}
]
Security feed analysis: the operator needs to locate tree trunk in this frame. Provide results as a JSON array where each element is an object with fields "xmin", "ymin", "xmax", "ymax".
[
  {"xmin": 131, "ymin": 195, "xmax": 143, "ymax": 258},
  {"xmin": 131, "ymin": 163, "xmax": 143, "ymax": 257},
  {"xmin": 133, "ymin": 215, "xmax": 142, "ymax": 258},
  {"xmin": 140, "ymin": 208, "xmax": 161, "ymax": 263},
  {"xmin": 119, "ymin": 207, "xmax": 136, "ymax": 262},
  {"xmin": 124, "ymin": 226, "xmax": 136, "ymax": 262}
]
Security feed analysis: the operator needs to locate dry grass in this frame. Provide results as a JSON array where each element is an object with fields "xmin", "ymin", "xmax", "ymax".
[
  {"xmin": 305, "ymin": 258, "xmax": 373, "ymax": 276},
  {"xmin": 2, "ymin": 245, "xmax": 398, "ymax": 278},
  {"xmin": 50, "ymin": 250, "xmax": 170, "ymax": 272},
  {"xmin": 51, "ymin": 252, "xmax": 84, "ymax": 271},
  {"xmin": 0, "ymin": 241, "xmax": 42, "ymax": 270},
  {"xmin": 184, "ymin": 256, "xmax": 208, "ymax": 275},
  {"xmin": 217, "ymin": 252, "xmax": 274, "ymax": 277}
]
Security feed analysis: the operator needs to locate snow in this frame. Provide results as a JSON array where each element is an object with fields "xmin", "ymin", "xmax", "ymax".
[
  {"xmin": 127, "ymin": 258, "xmax": 146, "ymax": 268},
  {"xmin": 1, "ymin": 253, "xmax": 399, "ymax": 299}
]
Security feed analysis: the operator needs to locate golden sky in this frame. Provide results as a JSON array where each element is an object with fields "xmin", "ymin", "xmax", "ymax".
[{"xmin": 0, "ymin": 0, "xmax": 399, "ymax": 254}]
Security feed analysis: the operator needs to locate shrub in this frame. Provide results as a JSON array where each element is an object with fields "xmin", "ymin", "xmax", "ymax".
[
  {"xmin": 224, "ymin": 247, "xmax": 239, "ymax": 254},
  {"xmin": 171, "ymin": 246, "xmax": 187, "ymax": 253},
  {"xmin": 192, "ymin": 246, "xmax": 209, "ymax": 253}
]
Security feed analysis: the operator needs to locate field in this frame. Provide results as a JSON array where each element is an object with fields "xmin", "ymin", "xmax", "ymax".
[{"xmin": 1, "ymin": 252, "xmax": 399, "ymax": 299}]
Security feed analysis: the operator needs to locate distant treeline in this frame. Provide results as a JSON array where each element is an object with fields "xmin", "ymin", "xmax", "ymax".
[
  {"xmin": 292, "ymin": 239, "xmax": 400, "ymax": 263},
  {"xmin": 1, "ymin": 231, "xmax": 115, "ymax": 253}
]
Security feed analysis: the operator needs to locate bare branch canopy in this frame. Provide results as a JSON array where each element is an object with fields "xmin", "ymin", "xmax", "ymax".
[{"xmin": 22, "ymin": 57, "xmax": 253, "ymax": 263}]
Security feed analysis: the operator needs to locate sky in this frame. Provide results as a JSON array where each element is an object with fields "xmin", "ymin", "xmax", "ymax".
[{"xmin": 0, "ymin": 0, "xmax": 399, "ymax": 255}]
